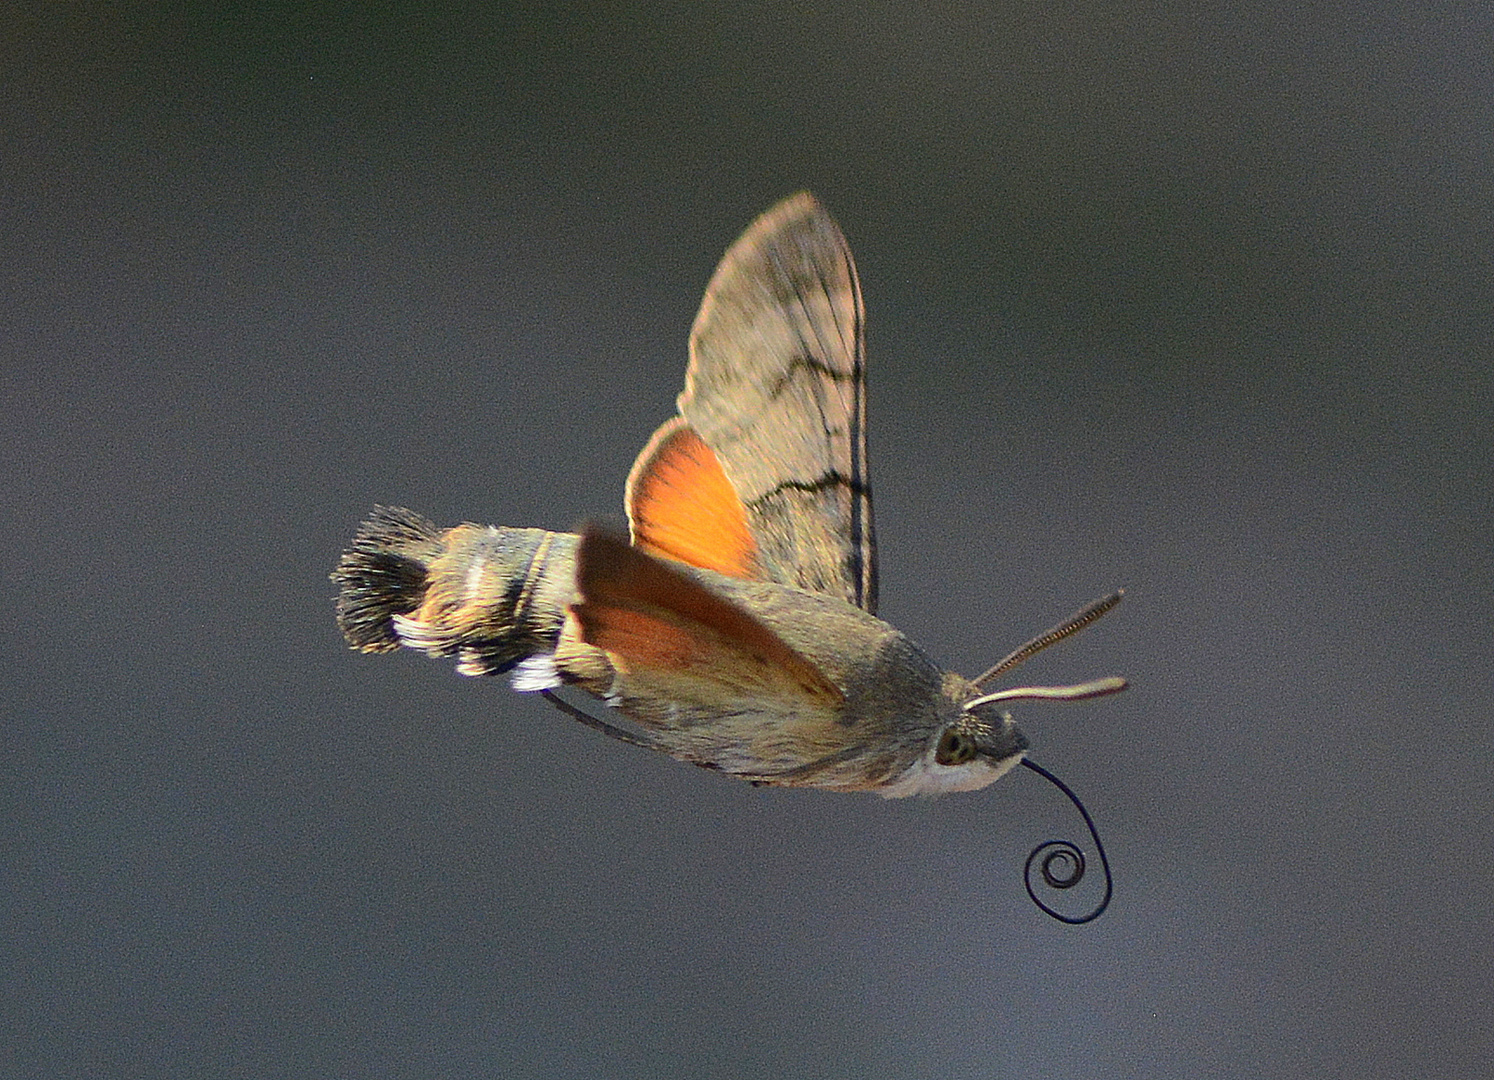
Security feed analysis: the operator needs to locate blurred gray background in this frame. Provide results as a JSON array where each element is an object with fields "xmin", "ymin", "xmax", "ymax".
[{"xmin": 5, "ymin": 5, "xmax": 1490, "ymax": 1078}]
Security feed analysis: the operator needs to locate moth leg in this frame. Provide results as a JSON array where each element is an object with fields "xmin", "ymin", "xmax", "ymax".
[{"xmin": 538, "ymin": 690, "xmax": 665, "ymax": 753}]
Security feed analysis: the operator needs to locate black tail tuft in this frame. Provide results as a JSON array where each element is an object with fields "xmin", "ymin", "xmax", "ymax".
[{"xmin": 332, "ymin": 506, "xmax": 444, "ymax": 652}]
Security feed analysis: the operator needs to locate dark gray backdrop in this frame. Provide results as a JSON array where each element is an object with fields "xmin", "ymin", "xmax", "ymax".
[{"xmin": 5, "ymin": 5, "xmax": 1491, "ymax": 1078}]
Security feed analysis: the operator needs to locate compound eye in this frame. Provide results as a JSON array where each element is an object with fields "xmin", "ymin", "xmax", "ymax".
[{"xmin": 935, "ymin": 728, "xmax": 977, "ymax": 766}]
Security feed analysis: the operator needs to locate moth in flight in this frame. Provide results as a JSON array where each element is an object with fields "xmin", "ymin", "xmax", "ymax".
[{"xmin": 334, "ymin": 194, "xmax": 1124, "ymax": 810}]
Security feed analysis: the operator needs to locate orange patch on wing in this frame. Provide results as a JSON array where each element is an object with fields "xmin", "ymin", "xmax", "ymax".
[
  {"xmin": 625, "ymin": 418, "xmax": 758, "ymax": 578},
  {"xmin": 571, "ymin": 528, "xmax": 842, "ymax": 709}
]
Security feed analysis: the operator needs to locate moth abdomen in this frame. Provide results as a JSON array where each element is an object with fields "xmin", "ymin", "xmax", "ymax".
[{"xmin": 333, "ymin": 509, "xmax": 578, "ymax": 677}]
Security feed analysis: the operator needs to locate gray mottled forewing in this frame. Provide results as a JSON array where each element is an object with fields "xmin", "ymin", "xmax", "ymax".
[{"xmin": 679, "ymin": 193, "xmax": 878, "ymax": 613}]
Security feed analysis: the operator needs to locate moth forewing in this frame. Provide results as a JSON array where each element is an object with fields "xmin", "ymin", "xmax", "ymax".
[{"xmin": 673, "ymin": 193, "xmax": 876, "ymax": 613}]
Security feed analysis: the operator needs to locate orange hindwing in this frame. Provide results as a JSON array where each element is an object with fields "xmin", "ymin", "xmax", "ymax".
[{"xmin": 625, "ymin": 417, "xmax": 759, "ymax": 579}]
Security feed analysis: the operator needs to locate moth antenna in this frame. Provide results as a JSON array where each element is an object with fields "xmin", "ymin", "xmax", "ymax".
[
  {"xmin": 966, "ymin": 676, "xmax": 1127, "ymax": 709},
  {"xmin": 973, "ymin": 589, "xmax": 1124, "ymax": 688},
  {"xmin": 1017, "ymin": 758, "xmax": 1113, "ymax": 924}
]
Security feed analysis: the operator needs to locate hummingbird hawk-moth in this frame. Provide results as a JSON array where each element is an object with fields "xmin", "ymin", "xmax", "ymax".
[{"xmin": 333, "ymin": 193, "xmax": 1125, "ymax": 802}]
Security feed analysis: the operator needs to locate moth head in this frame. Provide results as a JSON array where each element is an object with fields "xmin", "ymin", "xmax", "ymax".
[
  {"xmin": 878, "ymin": 682, "xmax": 1029, "ymax": 797},
  {"xmin": 931, "ymin": 699, "xmax": 1031, "ymax": 786},
  {"xmin": 928, "ymin": 646, "xmax": 1126, "ymax": 797},
  {"xmin": 937, "ymin": 699, "xmax": 1030, "ymax": 767},
  {"xmin": 881, "ymin": 591, "xmax": 1128, "ymax": 799}
]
